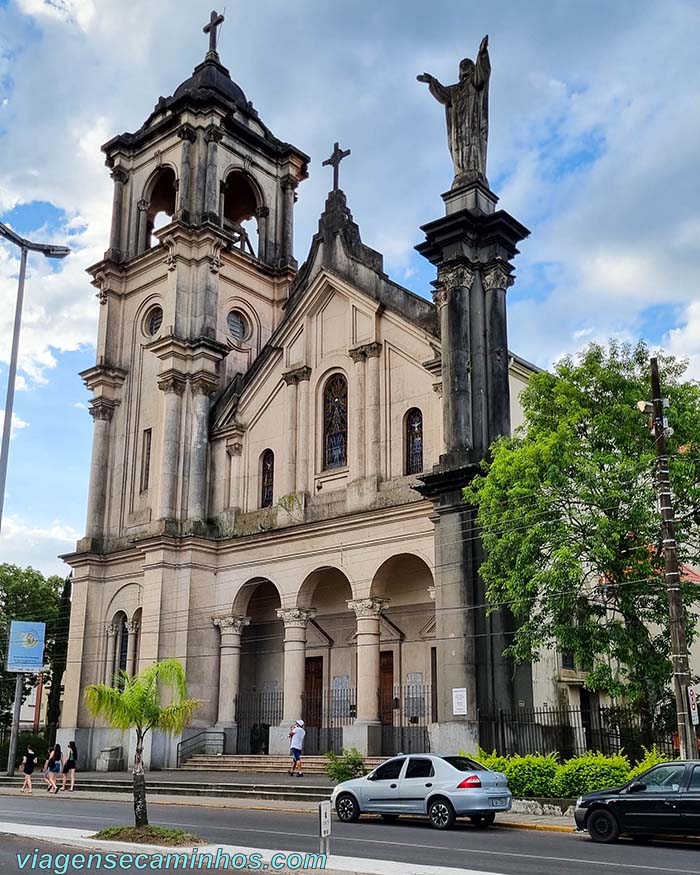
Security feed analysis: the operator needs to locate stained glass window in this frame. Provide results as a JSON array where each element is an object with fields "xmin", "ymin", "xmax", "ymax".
[
  {"xmin": 261, "ymin": 449, "xmax": 274, "ymax": 508},
  {"xmin": 323, "ymin": 374, "xmax": 348, "ymax": 470},
  {"xmin": 405, "ymin": 408, "xmax": 423, "ymax": 475}
]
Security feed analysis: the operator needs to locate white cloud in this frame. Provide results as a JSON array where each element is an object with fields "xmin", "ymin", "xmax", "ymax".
[
  {"xmin": 72, "ymin": 401, "xmax": 87, "ymax": 410},
  {"xmin": 0, "ymin": 514, "xmax": 79, "ymax": 576},
  {"xmin": 0, "ymin": 410, "xmax": 29, "ymax": 439}
]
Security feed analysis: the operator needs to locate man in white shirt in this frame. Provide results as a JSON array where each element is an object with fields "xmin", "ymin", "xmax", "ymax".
[{"xmin": 288, "ymin": 719, "xmax": 306, "ymax": 776}]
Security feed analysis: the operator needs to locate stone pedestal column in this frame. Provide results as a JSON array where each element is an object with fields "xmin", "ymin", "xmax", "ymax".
[
  {"xmin": 282, "ymin": 371, "xmax": 299, "ymax": 496},
  {"xmin": 157, "ymin": 374, "xmax": 186, "ymax": 520},
  {"xmin": 343, "ymin": 598, "xmax": 387, "ymax": 755},
  {"xmin": 104, "ymin": 623, "xmax": 118, "ymax": 686},
  {"xmin": 226, "ymin": 435, "xmax": 244, "ymax": 509},
  {"xmin": 85, "ymin": 399, "xmax": 116, "ymax": 539},
  {"xmin": 277, "ymin": 608, "xmax": 316, "ymax": 723},
  {"xmin": 281, "ymin": 176, "xmax": 298, "ymax": 266},
  {"xmin": 348, "ymin": 348, "xmax": 367, "ymax": 481},
  {"xmin": 255, "ymin": 206, "xmax": 269, "ymax": 263},
  {"xmin": 177, "ymin": 125, "xmax": 197, "ymax": 222},
  {"xmin": 204, "ymin": 126, "xmax": 223, "ymax": 223},
  {"xmin": 188, "ymin": 376, "xmax": 217, "ymax": 522},
  {"xmin": 483, "ymin": 263, "xmax": 514, "ymax": 441},
  {"xmin": 364, "ymin": 343, "xmax": 382, "ymax": 478},
  {"xmin": 136, "ymin": 198, "xmax": 150, "ymax": 255},
  {"xmin": 125, "ymin": 619, "xmax": 140, "ymax": 676},
  {"xmin": 108, "ymin": 167, "xmax": 128, "ymax": 260},
  {"xmin": 213, "ymin": 616, "xmax": 250, "ymax": 729},
  {"xmin": 295, "ymin": 368, "xmax": 311, "ymax": 494}
]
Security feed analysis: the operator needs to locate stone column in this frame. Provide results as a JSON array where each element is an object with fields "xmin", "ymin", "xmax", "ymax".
[
  {"xmin": 282, "ymin": 371, "xmax": 299, "ymax": 496},
  {"xmin": 203, "ymin": 125, "xmax": 223, "ymax": 223},
  {"xmin": 125, "ymin": 619, "xmax": 140, "ymax": 676},
  {"xmin": 136, "ymin": 198, "xmax": 150, "ymax": 255},
  {"xmin": 348, "ymin": 348, "xmax": 367, "ymax": 481},
  {"xmin": 108, "ymin": 167, "xmax": 128, "ymax": 260},
  {"xmin": 483, "ymin": 263, "xmax": 514, "ymax": 442},
  {"xmin": 280, "ymin": 176, "xmax": 298, "ymax": 266},
  {"xmin": 177, "ymin": 125, "xmax": 197, "ymax": 222},
  {"xmin": 255, "ymin": 206, "xmax": 269, "ymax": 263},
  {"xmin": 345, "ymin": 598, "xmax": 387, "ymax": 756},
  {"xmin": 226, "ymin": 436, "xmax": 244, "ymax": 509},
  {"xmin": 213, "ymin": 616, "xmax": 250, "ymax": 727},
  {"xmin": 85, "ymin": 399, "xmax": 116, "ymax": 539},
  {"xmin": 433, "ymin": 263, "xmax": 475, "ymax": 462},
  {"xmin": 157, "ymin": 374, "xmax": 186, "ymax": 520},
  {"xmin": 364, "ymin": 343, "xmax": 382, "ymax": 478},
  {"xmin": 104, "ymin": 623, "xmax": 118, "ymax": 685},
  {"xmin": 188, "ymin": 376, "xmax": 217, "ymax": 522},
  {"xmin": 295, "ymin": 368, "xmax": 312, "ymax": 494},
  {"xmin": 277, "ymin": 608, "xmax": 316, "ymax": 724}
]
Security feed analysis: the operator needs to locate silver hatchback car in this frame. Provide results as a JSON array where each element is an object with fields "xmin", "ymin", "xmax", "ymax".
[{"xmin": 330, "ymin": 754, "xmax": 511, "ymax": 829}]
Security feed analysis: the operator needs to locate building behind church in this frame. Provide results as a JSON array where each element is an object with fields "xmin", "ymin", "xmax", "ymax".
[{"xmin": 59, "ymin": 27, "xmax": 601, "ymax": 769}]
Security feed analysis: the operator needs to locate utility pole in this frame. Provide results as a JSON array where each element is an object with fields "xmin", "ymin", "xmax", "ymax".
[{"xmin": 649, "ymin": 356, "xmax": 697, "ymax": 759}]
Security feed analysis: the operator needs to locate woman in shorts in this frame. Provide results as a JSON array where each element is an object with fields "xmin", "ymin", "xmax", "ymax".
[
  {"xmin": 45, "ymin": 744, "xmax": 62, "ymax": 794},
  {"xmin": 61, "ymin": 741, "xmax": 77, "ymax": 792},
  {"xmin": 20, "ymin": 745, "xmax": 36, "ymax": 794}
]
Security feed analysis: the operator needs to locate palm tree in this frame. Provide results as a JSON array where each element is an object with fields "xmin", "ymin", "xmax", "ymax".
[{"xmin": 84, "ymin": 659, "xmax": 199, "ymax": 827}]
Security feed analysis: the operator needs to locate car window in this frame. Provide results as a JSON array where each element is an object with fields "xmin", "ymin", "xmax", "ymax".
[
  {"xmin": 372, "ymin": 758, "xmax": 406, "ymax": 781},
  {"xmin": 639, "ymin": 764, "xmax": 686, "ymax": 793},
  {"xmin": 442, "ymin": 756, "xmax": 486, "ymax": 772},
  {"xmin": 689, "ymin": 766, "xmax": 700, "ymax": 791},
  {"xmin": 405, "ymin": 758, "xmax": 434, "ymax": 779}
]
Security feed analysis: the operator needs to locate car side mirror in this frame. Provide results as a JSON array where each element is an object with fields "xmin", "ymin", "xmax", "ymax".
[
  {"xmin": 628, "ymin": 781, "xmax": 646, "ymax": 794},
  {"xmin": 367, "ymin": 772, "xmax": 376, "ymax": 781}
]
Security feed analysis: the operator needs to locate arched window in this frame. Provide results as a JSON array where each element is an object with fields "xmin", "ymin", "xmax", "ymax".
[
  {"xmin": 405, "ymin": 408, "xmax": 424, "ymax": 475},
  {"xmin": 145, "ymin": 167, "xmax": 177, "ymax": 249},
  {"xmin": 323, "ymin": 374, "xmax": 348, "ymax": 470},
  {"xmin": 222, "ymin": 171, "xmax": 259, "ymax": 257},
  {"xmin": 260, "ymin": 449, "xmax": 274, "ymax": 508},
  {"xmin": 117, "ymin": 614, "xmax": 129, "ymax": 674}
]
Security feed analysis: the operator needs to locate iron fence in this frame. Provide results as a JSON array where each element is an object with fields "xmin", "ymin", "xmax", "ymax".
[
  {"xmin": 479, "ymin": 704, "xmax": 676, "ymax": 760},
  {"xmin": 380, "ymin": 683, "xmax": 432, "ymax": 756},
  {"xmin": 302, "ymin": 687, "xmax": 356, "ymax": 755},
  {"xmin": 234, "ymin": 690, "xmax": 284, "ymax": 755}
]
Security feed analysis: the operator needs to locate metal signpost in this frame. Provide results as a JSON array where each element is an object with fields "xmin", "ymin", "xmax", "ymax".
[
  {"xmin": 5, "ymin": 620, "xmax": 46, "ymax": 776},
  {"xmin": 318, "ymin": 799, "xmax": 332, "ymax": 856},
  {"xmin": 689, "ymin": 688, "xmax": 699, "ymax": 728}
]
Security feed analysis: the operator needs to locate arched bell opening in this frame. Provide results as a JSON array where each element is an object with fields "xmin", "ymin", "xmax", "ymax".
[
  {"xmin": 145, "ymin": 167, "xmax": 177, "ymax": 248},
  {"xmin": 222, "ymin": 170, "xmax": 261, "ymax": 258}
]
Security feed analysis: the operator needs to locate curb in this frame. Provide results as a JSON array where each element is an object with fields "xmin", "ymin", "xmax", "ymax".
[{"xmin": 496, "ymin": 821, "xmax": 574, "ymax": 834}]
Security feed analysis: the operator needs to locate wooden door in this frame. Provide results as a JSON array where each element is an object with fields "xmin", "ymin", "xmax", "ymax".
[
  {"xmin": 303, "ymin": 656, "xmax": 323, "ymax": 727},
  {"xmin": 380, "ymin": 651, "xmax": 394, "ymax": 725}
]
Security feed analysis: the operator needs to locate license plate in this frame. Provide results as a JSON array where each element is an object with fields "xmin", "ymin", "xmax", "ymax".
[{"xmin": 490, "ymin": 797, "xmax": 508, "ymax": 808}]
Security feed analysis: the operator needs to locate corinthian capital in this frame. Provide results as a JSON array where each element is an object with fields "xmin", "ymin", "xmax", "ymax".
[
  {"xmin": 157, "ymin": 373, "xmax": 186, "ymax": 395},
  {"xmin": 125, "ymin": 619, "xmax": 140, "ymax": 634},
  {"xmin": 347, "ymin": 597, "xmax": 389, "ymax": 619},
  {"xmin": 89, "ymin": 398, "xmax": 117, "ymax": 421},
  {"xmin": 213, "ymin": 615, "xmax": 251, "ymax": 635},
  {"xmin": 276, "ymin": 607, "xmax": 317, "ymax": 628},
  {"xmin": 110, "ymin": 167, "xmax": 129, "ymax": 185},
  {"xmin": 435, "ymin": 262, "xmax": 475, "ymax": 299},
  {"xmin": 104, "ymin": 623, "xmax": 119, "ymax": 637},
  {"xmin": 482, "ymin": 261, "xmax": 515, "ymax": 292}
]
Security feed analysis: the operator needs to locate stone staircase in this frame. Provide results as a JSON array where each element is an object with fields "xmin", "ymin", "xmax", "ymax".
[{"xmin": 181, "ymin": 754, "xmax": 384, "ymax": 774}]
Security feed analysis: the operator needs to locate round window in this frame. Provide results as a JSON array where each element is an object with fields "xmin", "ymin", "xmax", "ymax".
[
  {"xmin": 227, "ymin": 309, "xmax": 249, "ymax": 342},
  {"xmin": 145, "ymin": 306, "xmax": 163, "ymax": 337}
]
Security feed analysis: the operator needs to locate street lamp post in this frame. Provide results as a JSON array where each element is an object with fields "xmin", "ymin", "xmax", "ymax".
[{"xmin": 0, "ymin": 221, "xmax": 70, "ymax": 533}]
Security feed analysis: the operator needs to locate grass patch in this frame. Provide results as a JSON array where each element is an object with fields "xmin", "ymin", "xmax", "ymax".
[{"xmin": 92, "ymin": 826, "xmax": 204, "ymax": 846}]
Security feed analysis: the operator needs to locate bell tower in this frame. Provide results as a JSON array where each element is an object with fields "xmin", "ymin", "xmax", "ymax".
[{"xmin": 79, "ymin": 12, "xmax": 309, "ymax": 547}]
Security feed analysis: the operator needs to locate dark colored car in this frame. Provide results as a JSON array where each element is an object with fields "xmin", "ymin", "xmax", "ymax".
[{"xmin": 575, "ymin": 761, "xmax": 700, "ymax": 843}]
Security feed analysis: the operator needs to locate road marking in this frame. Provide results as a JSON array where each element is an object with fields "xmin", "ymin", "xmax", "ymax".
[{"xmin": 0, "ymin": 809, "xmax": 697, "ymax": 874}]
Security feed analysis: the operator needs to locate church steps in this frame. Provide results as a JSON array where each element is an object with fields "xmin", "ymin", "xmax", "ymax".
[{"xmin": 180, "ymin": 754, "xmax": 384, "ymax": 774}]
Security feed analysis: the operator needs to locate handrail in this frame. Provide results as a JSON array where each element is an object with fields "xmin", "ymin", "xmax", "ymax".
[{"xmin": 176, "ymin": 730, "xmax": 225, "ymax": 768}]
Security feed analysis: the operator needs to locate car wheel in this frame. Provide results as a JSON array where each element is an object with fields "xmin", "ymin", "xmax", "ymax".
[
  {"xmin": 587, "ymin": 809, "xmax": 620, "ymax": 844},
  {"xmin": 381, "ymin": 814, "xmax": 400, "ymax": 822},
  {"xmin": 336, "ymin": 793, "xmax": 360, "ymax": 823},
  {"xmin": 470, "ymin": 813, "xmax": 496, "ymax": 828},
  {"xmin": 428, "ymin": 797, "xmax": 456, "ymax": 830}
]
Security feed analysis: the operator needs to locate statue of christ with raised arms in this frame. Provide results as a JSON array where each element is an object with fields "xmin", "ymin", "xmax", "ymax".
[{"xmin": 418, "ymin": 35, "xmax": 491, "ymax": 186}]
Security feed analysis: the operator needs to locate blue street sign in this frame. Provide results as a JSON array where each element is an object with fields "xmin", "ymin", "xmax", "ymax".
[{"xmin": 6, "ymin": 621, "xmax": 46, "ymax": 673}]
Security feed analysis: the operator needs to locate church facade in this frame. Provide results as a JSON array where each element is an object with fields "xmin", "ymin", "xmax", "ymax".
[{"xmin": 60, "ymin": 29, "xmax": 541, "ymax": 768}]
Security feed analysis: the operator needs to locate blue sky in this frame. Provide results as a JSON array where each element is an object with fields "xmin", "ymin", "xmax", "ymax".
[{"xmin": 1, "ymin": 0, "xmax": 700, "ymax": 574}]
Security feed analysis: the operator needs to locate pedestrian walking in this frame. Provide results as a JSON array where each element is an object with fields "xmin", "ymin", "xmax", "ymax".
[
  {"xmin": 20, "ymin": 745, "xmax": 36, "ymax": 794},
  {"xmin": 60, "ymin": 741, "xmax": 78, "ymax": 792},
  {"xmin": 44, "ymin": 744, "xmax": 62, "ymax": 794},
  {"xmin": 287, "ymin": 719, "xmax": 306, "ymax": 777}
]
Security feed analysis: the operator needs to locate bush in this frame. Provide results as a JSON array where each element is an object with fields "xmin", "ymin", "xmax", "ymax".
[
  {"xmin": 324, "ymin": 747, "xmax": 365, "ymax": 783},
  {"xmin": 504, "ymin": 753, "xmax": 559, "ymax": 798},
  {"xmin": 628, "ymin": 746, "xmax": 673, "ymax": 780},
  {"xmin": 552, "ymin": 753, "xmax": 631, "ymax": 798},
  {"xmin": 0, "ymin": 731, "xmax": 49, "ymax": 768}
]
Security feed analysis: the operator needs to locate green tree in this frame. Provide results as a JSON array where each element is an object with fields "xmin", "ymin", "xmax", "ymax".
[
  {"xmin": 46, "ymin": 575, "xmax": 72, "ymax": 737},
  {"xmin": 84, "ymin": 659, "xmax": 199, "ymax": 827},
  {"xmin": 465, "ymin": 341, "xmax": 700, "ymax": 718},
  {"xmin": 0, "ymin": 564, "xmax": 64, "ymax": 726}
]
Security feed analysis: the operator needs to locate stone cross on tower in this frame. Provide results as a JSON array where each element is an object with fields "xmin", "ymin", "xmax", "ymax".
[
  {"xmin": 322, "ymin": 142, "xmax": 351, "ymax": 192},
  {"xmin": 203, "ymin": 9, "xmax": 225, "ymax": 56}
]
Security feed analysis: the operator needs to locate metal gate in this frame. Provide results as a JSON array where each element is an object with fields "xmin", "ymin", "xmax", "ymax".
[
  {"xmin": 302, "ymin": 687, "xmax": 357, "ymax": 755},
  {"xmin": 380, "ymin": 684, "xmax": 432, "ymax": 756},
  {"xmin": 234, "ymin": 691, "xmax": 284, "ymax": 754}
]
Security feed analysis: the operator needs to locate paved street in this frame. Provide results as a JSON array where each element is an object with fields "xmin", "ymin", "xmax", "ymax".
[
  {"xmin": 0, "ymin": 835, "xmax": 103, "ymax": 873},
  {"xmin": 0, "ymin": 795, "xmax": 699, "ymax": 875}
]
